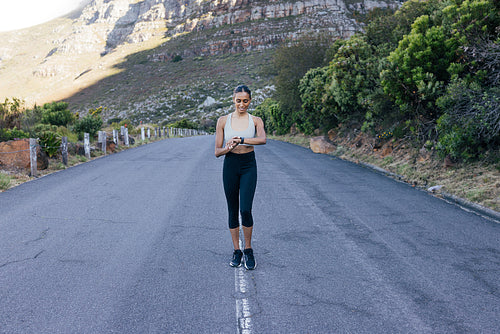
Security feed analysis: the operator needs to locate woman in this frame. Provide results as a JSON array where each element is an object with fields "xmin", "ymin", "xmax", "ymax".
[{"xmin": 215, "ymin": 85, "xmax": 266, "ymax": 270}]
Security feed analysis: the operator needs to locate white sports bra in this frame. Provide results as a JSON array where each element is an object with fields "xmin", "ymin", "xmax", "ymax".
[{"xmin": 224, "ymin": 113, "xmax": 256, "ymax": 146}]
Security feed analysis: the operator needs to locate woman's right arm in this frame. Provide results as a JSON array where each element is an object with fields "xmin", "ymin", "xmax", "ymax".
[{"xmin": 215, "ymin": 116, "xmax": 235, "ymax": 157}]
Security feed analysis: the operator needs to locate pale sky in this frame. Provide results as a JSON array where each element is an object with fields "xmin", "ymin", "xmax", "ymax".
[{"xmin": 0, "ymin": 0, "xmax": 85, "ymax": 32}]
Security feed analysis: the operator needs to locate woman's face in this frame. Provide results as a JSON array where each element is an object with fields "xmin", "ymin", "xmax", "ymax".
[{"xmin": 233, "ymin": 92, "xmax": 251, "ymax": 113}]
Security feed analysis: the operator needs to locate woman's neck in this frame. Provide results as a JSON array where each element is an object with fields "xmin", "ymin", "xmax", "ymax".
[{"xmin": 233, "ymin": 110, "xmax": 248, "ymax": 118}]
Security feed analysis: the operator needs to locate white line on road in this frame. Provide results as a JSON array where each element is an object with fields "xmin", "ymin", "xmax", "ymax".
[{"xmin": 235, "ymin": 239, "xmax": 252, "ymax": 334}]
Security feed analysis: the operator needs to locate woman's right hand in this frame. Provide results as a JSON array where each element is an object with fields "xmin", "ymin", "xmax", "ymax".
[{"xmin": 225, "ymin": 138, "xmax": 239, "ymax": 152}]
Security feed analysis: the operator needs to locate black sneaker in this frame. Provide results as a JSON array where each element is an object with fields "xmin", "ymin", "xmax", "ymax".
[
  {"xmin": 243, "ymin": 248, "xmax": 256, "ymax": 270},
  {"xmin": 230, "ymin": 249, "xmax": 243, "ymax": 267}
]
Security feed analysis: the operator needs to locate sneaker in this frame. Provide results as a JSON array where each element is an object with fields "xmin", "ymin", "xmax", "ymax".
[
  {"xmin": 243, "ymin": 248, "xmax": 256, "ymax": 270},
  {"xmin": 230, "ymin": 249, "xmax": 243, "ymax": 267}
]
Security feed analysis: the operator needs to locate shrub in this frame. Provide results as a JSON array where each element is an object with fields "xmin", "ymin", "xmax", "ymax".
[
  {"xmin": 298, "ymin": 66, "xmax": 337, "ymax": 134},
  {"xmin": 0, "ymin": 98, "xmax": 24, "ymax": 129},
  {"xmin": 38, "ymin": 131, "xmax": 61, "ymax": 158},
  {"xmin": 40, "ymin": 102, "xmax": 75, "ymax": 127},
  {"xmin": 436, "ymin": 80, "xmax": 500, "ymax": 161},
  {"xmin": 73, "ymin": 114, "xmax": 103, "ymax": 138},
  {"xmin": 0, "ymin": 127, "xmax": 29, "ymax": 141},
  {"xmin": 253, "ymin": 99, "xmax": 283, "ymax": 135}
]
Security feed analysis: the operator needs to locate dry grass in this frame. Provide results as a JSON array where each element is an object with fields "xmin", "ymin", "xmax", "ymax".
[{"xmin": 272, "ymin": 133, "xmax": 500, "ymax": 212}]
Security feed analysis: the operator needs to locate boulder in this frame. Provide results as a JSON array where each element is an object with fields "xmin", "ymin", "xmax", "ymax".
[
  {"xmin": 0, "ymin": 139, "xmax": 48, "ymax": 170},
  {"xmin": 310, "ymin": 136, "xmax": 335, "ymax": 154}
]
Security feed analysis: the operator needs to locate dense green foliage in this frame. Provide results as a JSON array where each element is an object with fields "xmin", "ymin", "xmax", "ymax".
[
  {"xmin": 270, "ymin": 36, "xmax": 331, "ymax": 134},
  {"xmin": 40, "ymin": 102, "xmax": 75, "ymax": 127},
  {"xmin": 269, "ymin": 0, "xmax": 499, "ymax": 161},
  {"xmin": 168, "ymin": 119, "xmax": 198, "ymax": 130},
  {"xmin": 252, "ymin": 98, "xmax": 283, "ymax": 135},
  {"xmin": 38, "ymin": 131, "xmax": 62, "ymax": 158},
  {"xmin": 73, "ymin": 115, "xmax": 103, "ymax": 138}
]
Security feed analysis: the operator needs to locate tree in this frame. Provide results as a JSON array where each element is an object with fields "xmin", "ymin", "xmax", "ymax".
[
  {"xmin": 73, "ymin": 108, "xmax": 103, "ymax": 137},
  {"xmin": 298, "ymin": 66, "xmax": 334, "ymax": 134},
  {"xmin": 40, "ymin": 102, "xmax": 75, "ymax": 127},
  {"xmin": 253, "ymin": 98, "xmax": 282, "ymax": 135},
  {"xmin": 0, "ymin": 98, "xmax": 24, "ymax": 130},
  {"xmin": 325, "ymin": 35, "xmax": 380, "ymax": 125},
  {"xmin": 272, "ymin": 35, "xmax": 331, "ymax": 134}
]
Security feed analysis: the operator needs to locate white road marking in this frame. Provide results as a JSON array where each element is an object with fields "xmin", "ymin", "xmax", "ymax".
[{"xmin": 235, "ymin": 239, "xmax": 252, "ymax": 334}]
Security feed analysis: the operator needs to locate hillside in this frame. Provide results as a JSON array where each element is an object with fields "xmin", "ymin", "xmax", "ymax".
[{"xmin": 0, "ymin": 0, "xmax": 401, "ymax": 125}]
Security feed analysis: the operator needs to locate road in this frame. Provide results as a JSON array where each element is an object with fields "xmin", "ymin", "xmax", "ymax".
[{"xmin": 0, "ymin": 136, "xmax": 499, "ymax": 333}]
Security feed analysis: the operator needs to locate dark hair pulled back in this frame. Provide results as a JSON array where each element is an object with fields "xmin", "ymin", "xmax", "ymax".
[{"xmin": 233, "ymin": 85, "xmax": 251, "ymax": 99}]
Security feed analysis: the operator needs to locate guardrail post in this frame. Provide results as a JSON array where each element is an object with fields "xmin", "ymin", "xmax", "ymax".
[
  {"xmin": 61, "ymin": 136, "xmax": 68, "ymax": 165},
  {"xmin": 147, "ymin": 128, "xmax": 151, "ymax": 139},
  {"xmin": 124, "ymin": 128, "xmax": 129, "ymax": 146},
  {"xmin": 84, "ymin": 133, "xmax": 90, "ymax": 159},
  {"xmin": 141, "ymin": 127, "xmax": 145, "ymax": 141},
  {"xmin": 113, "ymin": 129, "xmax": 118, "ymax": 145},
  {"xmin": 29, "ymin": 138, "xmax": 37, "ymax": 177},
  {"xmin": 98, "ymin": 131, "xmax": 106, "ymax": 155}
]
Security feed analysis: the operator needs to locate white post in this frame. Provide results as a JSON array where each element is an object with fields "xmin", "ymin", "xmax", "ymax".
[
  {"xmin": 113, "ymin": 129, "xmax": 118, "ymax": 144},
  {"xmin": 61, "ymin": 136, "xmax": 68, "ymax": 165},
  {"xmin": 147, "ymin": 128, "xmax": 151, "ymax": 139},
  {"xmin": 98, "ymin": 131, "xmax": 106, "ymax": 155},
  {"xmin": 141, "ymin": 127, "xmax": 145, "ymax": 141},
  {"xmin": 124, "ymin": 128, "xmax": 129, "ymax": 146},
  {"xmin": 84, "ymin": 133, "xmax": 90, "ymax": 159},
  {"xmin": 29, "ymin": 138, "xmax": 37, "ymax": 177}
]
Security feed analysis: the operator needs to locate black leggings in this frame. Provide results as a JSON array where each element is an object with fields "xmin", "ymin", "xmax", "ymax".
[{"xmin": 223, "ymin": 151, "xmax": 257, "ymax": 229}]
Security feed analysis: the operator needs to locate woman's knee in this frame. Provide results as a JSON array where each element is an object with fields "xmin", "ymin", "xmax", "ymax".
[{"xmin": 240, "ymin": 210, "xmax": 254, "ymax": 227}]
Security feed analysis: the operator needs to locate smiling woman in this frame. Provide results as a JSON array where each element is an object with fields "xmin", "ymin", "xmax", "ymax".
[{"xmin": 0, "ymin": 0, "xmax": 85, "ymax": 32}]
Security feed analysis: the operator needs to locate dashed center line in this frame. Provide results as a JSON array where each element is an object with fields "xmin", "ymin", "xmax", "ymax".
[{"xmin": 235, "ymin": 239, "xmax": 253, "ymax": 334}]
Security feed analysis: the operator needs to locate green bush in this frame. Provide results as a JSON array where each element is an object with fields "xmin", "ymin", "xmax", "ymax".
[
  {"xmin": 0, "ymin": 97, "xmax": 24, "ymax": 129},
  {"xmin": 38, "ymin": 131, "xmax": 61, "ymax": 158},
  {"xmin": 272, "ymin": 34, "xmax": 331, "ymax": 134},
  {"xmin": 0, "ymin": 127, "xmax": 29, "ymax": 141},
  {"xmin": 253, "ymin": 99, "xmax": 284, "ymax": 135},
  {"xmin": 73, "ymin": 114, "xmax": 103, "ymax": 138},
  {"xmin": 298, "ymin": 66, "xmax": 335, "ymax": 134},
  {"xmin": 40, "ymin": 102, "xmax": 75, "ymax": 127},
  {"xmin": 436, "ymin": 80, "xmax": 500, "ymax": 161},
  {"xmin": 169, "ymin": 119, "xmax": 198, "ymax": 129}
]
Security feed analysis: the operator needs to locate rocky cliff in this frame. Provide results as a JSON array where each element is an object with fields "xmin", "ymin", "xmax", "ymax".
[{"xmin": 0, "ymin": 0, "xmax": 401, "ymax": 123}]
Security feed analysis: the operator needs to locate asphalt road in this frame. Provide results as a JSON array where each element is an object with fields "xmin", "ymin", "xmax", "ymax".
[{"xmin": 0, "ymin": 136, "xmax": 498, "ymax": 334}]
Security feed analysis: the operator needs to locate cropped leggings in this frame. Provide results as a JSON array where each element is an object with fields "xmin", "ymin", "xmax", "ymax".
[{"xmin": 223, "ymin": 151, "xmax": 257, "ymax": 229}]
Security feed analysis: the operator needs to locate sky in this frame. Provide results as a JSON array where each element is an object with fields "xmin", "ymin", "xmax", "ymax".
[{"xmin": 0, "ymin": 0, "xmax": 85, "ymax": 32}]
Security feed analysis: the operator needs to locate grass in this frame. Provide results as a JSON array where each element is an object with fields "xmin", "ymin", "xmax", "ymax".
[
  {"xmin": 272, "ymin": 133, "xmax": 500, "ymax": 212},
  {"xmin": 0, "ymin": 172, "xmax": 11, "ymax": 190}
]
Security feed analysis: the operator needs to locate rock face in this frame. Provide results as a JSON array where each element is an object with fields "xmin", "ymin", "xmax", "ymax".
[
  {"xmin": 0, "ymin": 0, "xmax": 402, "ymax": 121},
  {"xmin": 310, "ymin": 136, "xmax": 335, "ymax": 154},
  {"xmin": 0, "ymin": 139, "xmax": 48, "ymax": 170},
  {"xmin": 47, "ymin": 0, "xmax": 400, "ymax": 59}
]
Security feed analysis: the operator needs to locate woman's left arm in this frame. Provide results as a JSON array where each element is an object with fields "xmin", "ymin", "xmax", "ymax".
[{"xmin": 237, "ymin": 116, "xmax": 266, "ymax": 146}]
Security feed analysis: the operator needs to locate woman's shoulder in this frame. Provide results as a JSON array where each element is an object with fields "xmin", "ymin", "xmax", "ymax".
[
  {"xmin": 249, "ymin": 114, "xmax": 263, "ymax": 124},
  {"xmin": 216, "ymin": 114, "xmax": 229, "ymax": 128}
]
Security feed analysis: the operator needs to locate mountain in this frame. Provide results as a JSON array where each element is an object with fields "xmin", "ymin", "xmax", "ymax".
[{"xmin": 0, "ymin": 0, "xmax": 401, "ymax": 126}]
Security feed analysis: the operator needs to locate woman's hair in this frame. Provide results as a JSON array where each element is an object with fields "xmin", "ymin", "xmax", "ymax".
[{"xmin": 233, "ymin": 85, "xmax": 251, "ymax": 99}]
